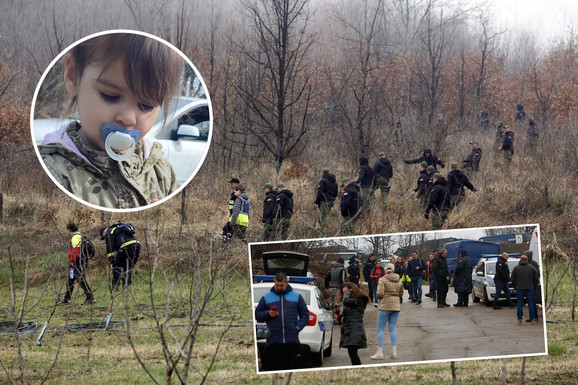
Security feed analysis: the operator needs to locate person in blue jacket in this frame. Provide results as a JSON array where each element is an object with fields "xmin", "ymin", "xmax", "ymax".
[{"xmin": 255, "ymin": 272, "xmax": 309, "ymax": 371}]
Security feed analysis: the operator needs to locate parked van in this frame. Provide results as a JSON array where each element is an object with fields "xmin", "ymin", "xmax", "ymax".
[{"xmin": 444, "ymin": 240, "xmax": 501, "ymax": 279}]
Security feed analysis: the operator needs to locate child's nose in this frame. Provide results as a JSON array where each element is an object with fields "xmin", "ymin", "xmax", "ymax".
[{"xmin": 115, "ymin": 106, "xmax": 137, "ymax": 128}]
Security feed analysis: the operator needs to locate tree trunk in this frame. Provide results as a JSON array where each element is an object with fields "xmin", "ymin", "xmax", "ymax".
[
  {"xmin": 451, "ymin": 361, "xmax": 456, "ymax": 385},
  {"xmin": 0, "ymin": 192, "xmax": 3, "ymax": 224}
]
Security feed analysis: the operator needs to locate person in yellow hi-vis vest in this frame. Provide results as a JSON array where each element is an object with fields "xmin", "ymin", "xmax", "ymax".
[
  {"xmin": 62, "ymin": 222, "xmax": 95, "ymax": 305},
  {"xmin": 229, "ymin": 185, "xmax": 249, "ymax": 243},
  {"xmin": 100, "ymin": 222, "xmax": 140, "ymax": 289},
  {"xmin": 401, "ymin": 265, "xmax": 413, "ymax": 302}
]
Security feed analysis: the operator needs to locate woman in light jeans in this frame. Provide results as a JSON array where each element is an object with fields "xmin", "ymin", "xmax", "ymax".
[{"xmin": 370, "ymin": 263, "xmax": 404, "ymax": 360}]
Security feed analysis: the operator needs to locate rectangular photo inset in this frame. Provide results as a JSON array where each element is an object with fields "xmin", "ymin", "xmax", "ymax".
[{"xmin": 249, "ymin": 224, "xmax": 547, "ymax": 374}]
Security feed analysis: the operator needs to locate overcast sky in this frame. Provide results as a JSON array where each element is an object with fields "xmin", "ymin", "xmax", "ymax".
[{"xmin": 490, "ymin": 0, "xmax": 578, "ymax": 46}]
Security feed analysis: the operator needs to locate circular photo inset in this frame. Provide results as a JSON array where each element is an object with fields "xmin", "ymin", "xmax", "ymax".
[{"xmin": 31, "ymin": 29, "xmax": 212, "ymax": 212}]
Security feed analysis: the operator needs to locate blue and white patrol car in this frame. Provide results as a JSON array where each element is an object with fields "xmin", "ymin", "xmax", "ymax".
[
  {"xmin": 471, "ymin": 255, "xmax": 521, "ymax": 306},
  {"xmin": 252, "ymin": 251, "xmax": 334, "ymax": 369}
]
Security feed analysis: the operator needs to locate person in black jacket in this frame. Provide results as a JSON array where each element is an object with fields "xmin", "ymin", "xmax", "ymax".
[
  {"xmin": 412, "ymin": 162, "xmax": 430, "ymax": 208},
  {"xmin": 515, "ymin": 104, "xmax": 526, "ymax": 122},
  {"xmin": 493, "ymin": 252, "xmax": 515, "ymax": 309},
  {"xmin": 424, "ymin": 173, "xmax": 450, "ymax": 230},
  {"xmin": 373, "ymin": 152, "xmax": 393, "ymax": 208},
  {"xmin": 356, "ymin": 156, "xmax": 375, "ymax": 215},
  {"xmin": 363, "ymin": 254, "xmax": 377, "ymax": 303},
  {"xmin": 463, "ymin": 141, "xmax": 483, "ymax": 173},
  {"xmin": 511, "ymin": 255, "xmax": 539, "ymax": 324},
  {"xmin": 498, "ymin": 125, "xmax": 514, "ymax": 168},
  {"xmin": 432, "ymin": 249, "xmax": 450, "ymax": 308},
  {"xmin": 275, "ymin": 183, "xmax": 293, "ymax": 240},
  {"xmin": 453, "ymin": 249, "xmax": 473, "ymax": 307},
  {"xmin": 314, "ymin": 168, "xmax": 338, "ymax": 229},
  {"xmin": 447, "ymin": 163, "xmax": 476, "ymax": 210},
  {"xmin": 404, "ymin": 148, "xmax": 445, "ymax": 170},
  {"xmin": 348, "ymin": 257, "xmax": 361, "ymax": 287},
  {"xmin": 340, "ymin": 178, "xmax": 360, "ymax": 235},
  {"xmin": 262, "ymin": 183, "xmax": 277, "ymax": 241},
  {"xmin": 101, "ymin": 222, "xmax": 140, "ymax": 289},
  {"xmin": 339, "ymin": 282, "xmax": 369, "ymax": 365}
]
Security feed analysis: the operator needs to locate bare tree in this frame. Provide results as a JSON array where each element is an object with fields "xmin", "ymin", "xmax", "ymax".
[{"xmin": 237, "ymin": 0, "xmax": 316, "ymax": 181}]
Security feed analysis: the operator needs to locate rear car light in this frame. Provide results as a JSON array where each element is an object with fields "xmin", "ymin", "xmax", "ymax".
[{"xmin": 306, "ymin": 311, "xmax": 317, "ymax": 326}]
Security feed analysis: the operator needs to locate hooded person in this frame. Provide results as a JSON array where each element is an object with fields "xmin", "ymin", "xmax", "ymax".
[
  {"xmin": 453, "ymin": 249, "xmax": 473, "ymax": 307},
  {"xmin": 356, "ymin": 156, "xmax": 375, "ymax": 215},
  {"xmin": 275, "ymin": 183, "xmax": 293, "ymax": 240},
  {"xmin": 424, "ymin": 173, "xmax": 450, "ymax": 230},
  {"xmin": 340, "ymin": 178, "xmax": 361, "ymax": 235},
  {"xmin": 373, "ymin": 152, "xmax": 393, "ymax": 207},
  {"xmin": 314, "ymin": 168, "xmax": 338, "ymax": 229},
  {"xmin": 404, "ymin": 148, "xmax": 445, "ymax": 170},
  {"xmin": 447, "ymin": 163, "xmax": 476, "ymax": 209}
]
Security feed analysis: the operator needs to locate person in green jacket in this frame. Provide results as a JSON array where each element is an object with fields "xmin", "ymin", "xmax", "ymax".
[{"xmin": 38, "ymin": 33, "xmax": 183, "ymax": 209}]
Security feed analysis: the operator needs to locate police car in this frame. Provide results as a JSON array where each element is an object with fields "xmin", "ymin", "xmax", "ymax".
[
  {"xmin": 253, "ymin": 251, "xmax": 334, "ymax": 369},
  {"xmin": 471, "ymin": 255, "xmax": 521, "ymax": 306}
]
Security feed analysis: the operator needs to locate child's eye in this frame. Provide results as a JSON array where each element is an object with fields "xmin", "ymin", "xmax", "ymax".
[
  {"xmin": 99, "ymin": 92, "xmax": 120, "ymax": 103},
  {"xmin": 139, "ymin": 103, "xmax": 156, "ymax": 112}
]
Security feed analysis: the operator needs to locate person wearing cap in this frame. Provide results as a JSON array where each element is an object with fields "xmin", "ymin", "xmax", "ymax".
[
  {"xmin": 462, "ymin": 141, "xmax": 483, "ymax": 173},
  {"xmin": 432, "ymin": 249, "xmax": 450, "ymax": 308},
  {"xmin": 498, "ymin": 125, "xmax": 514, "ymax": 168},
  {"xmin": 275, "ymin": 183, "xmax": 293, "ymax": 240},
  {"xmin": 340, "ymin": 178, "xmax": 360, "ymax": 235},
  {"xmin": 404, "ymin": 148, "xmax": 445, "ymax": 170},
  {"xmin": 453, "ymin": 249, "xmax": 472, "ymax": 307},
  {"xmin": 373, "ymin": 152, "xmax": 393, "ymax": 208},
  {"xmin": 447, "ymin": 162, "xmax": 476, "ymax": 210},
  {"xmin": 370, "ymin": 262, "xmax": 404, "ymax": 360},
  {"xmin": 314, "ymin": 168, "xmax": 338, "ymax": 229},
  {"xmin": 424, "ymin": 172, "xmax": 450, "ymax": 230},
  {"xmin": 356, "ymin": 156, "xmax": 376, "ymax": 216},
  {"xmin": 347, "ymin": 256, "xmax": 361, "ymax": 287},
  {"xmin": 412, "ymin": 161, "xmax": 430, "ymax": 208},
  {"xmin": 511, "ymin": 254, "xmax": 539, "ymax": 325},
  {"xmin": 262, "ymin": 183, "xmax": 277, "ymax": 241}
]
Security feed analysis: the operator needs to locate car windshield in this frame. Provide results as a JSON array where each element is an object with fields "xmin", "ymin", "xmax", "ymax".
[
  {"xmin": 485, "ymin": 260, "xmax": 520, "ymax": 275},
  {"xmin": 253, "ymin": 286, "xmax": 311, "ymax": 306}
]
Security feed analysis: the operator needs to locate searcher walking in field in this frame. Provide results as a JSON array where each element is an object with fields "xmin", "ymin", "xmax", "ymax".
[
  {"xmin": 61, "ymin": 222, "xmax": 95, "ymax": 305},
  {"xmin": 101, "ymin": 222, "xmax": 140, "ymax": 289}
]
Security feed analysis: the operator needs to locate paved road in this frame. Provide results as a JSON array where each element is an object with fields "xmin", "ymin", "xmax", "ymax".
[{"xmin": 322, "ymin": 288, "xmax": 546, "ymax": 368}]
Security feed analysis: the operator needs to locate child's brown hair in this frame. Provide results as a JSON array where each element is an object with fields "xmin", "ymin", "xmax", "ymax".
[{"xmin": 64, "ymin": 33, "xmax": 183, "ymax": 119}]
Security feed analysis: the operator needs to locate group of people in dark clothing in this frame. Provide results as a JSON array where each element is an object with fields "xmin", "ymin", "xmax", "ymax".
[{"xmin": 328, "ymin": 245, "xmax": 541, "ymax": 365}]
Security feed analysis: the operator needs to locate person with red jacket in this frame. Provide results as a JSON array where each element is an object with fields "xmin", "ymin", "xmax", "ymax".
[
  {"xmin": 370, "ymin": 260, "xmax": 385, "ymax": 307},
  {"xmin": 61, "ymin": 222, "xmax": 95, "ymax": 305}
]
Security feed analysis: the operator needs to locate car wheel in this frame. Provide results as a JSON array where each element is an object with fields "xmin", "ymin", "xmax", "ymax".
[
  {"xmin": 311, "ymin": 332, "xmax": 324, "ymax": 367},
  {"xmin": 484, "ymin": 287, "xmax": 492, "ymax": 307},
  {"xmin": 323, "ymin": 331, "xmax": 332, "ymax": 357},
  {"xmin": 472, "ymin": 290, "xmax": 480, "ymax": 303}
]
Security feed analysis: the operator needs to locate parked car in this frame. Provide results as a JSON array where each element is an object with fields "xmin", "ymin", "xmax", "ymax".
[
  {"xmin": 471, "ymin": 255, "xmax": 521, "ymax": 306},
  {"xmin": 32, "ymin": 96, "xmax": 211, "ymax": 184},
  {"xmin": 253, "ymin": 250, "xmax": 333, "ymax": 369}
]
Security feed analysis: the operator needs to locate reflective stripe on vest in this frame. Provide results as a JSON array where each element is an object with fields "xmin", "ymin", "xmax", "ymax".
[
  {"xmin": 120, "ymin": 240, "xmax": 139, "ymax": 249},
  {"xmin": 228, "ymin": 199, "xmax": 235, "ymax": 211}
]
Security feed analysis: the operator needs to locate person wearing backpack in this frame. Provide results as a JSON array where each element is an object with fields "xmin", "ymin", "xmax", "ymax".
[
  {"xmin": 61, "ymin": 222, "xmax": 95, "ymax": 305},
  {"xmin": 101, "ymin": 221, "xmax": 140, "ymax": 289}
]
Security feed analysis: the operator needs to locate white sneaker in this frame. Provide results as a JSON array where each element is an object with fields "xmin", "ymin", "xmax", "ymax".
[
  {"xmin": 374, "ymin": 303, "xmax": 378, "ymax": 307},
  {"xmin": 370, "ymin": 347, "xmax": 384, "ymax": 360}
]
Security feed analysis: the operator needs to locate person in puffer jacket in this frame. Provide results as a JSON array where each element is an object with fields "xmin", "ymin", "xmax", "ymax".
[
  {"xmin": 255, "ymin": 272, "xmax": 309, "ymax": 371},
  {"xmin": 511, "ymin": 255, "xmax": 539, "ymax": 325}
]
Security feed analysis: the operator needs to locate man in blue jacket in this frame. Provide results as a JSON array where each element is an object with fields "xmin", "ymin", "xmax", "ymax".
[
  {"xmin": 255, "ymin": 272, "xmax": 309, "ymax": 370},
  {"xmin": 407, "ymin": 251, "xmax": 426, "ymax": 304}
]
